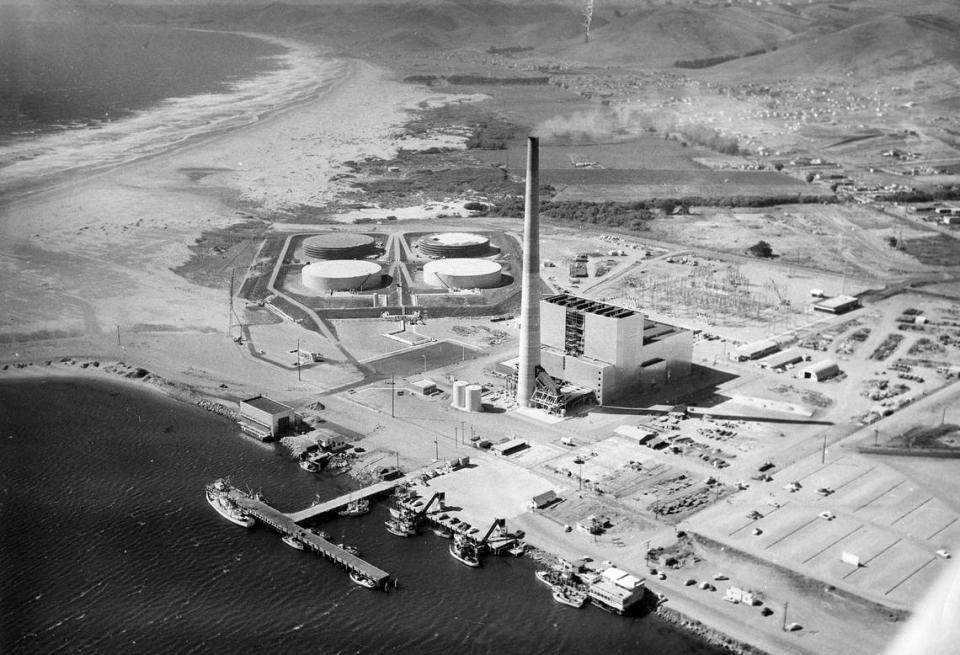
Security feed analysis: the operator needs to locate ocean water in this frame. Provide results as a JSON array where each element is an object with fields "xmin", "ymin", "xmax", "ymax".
[
  {"xmin": 0, "ymin": 19, "xmax": 343, "ymax": 198},
  {"xmin": 0, "ymin": 378, "xmax": 724, "ymax": 654}
]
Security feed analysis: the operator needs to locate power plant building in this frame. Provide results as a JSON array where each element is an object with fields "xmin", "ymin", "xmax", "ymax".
[{"xmin": 534, "ymin": 293, "xmax": 692, "ymax": 407}]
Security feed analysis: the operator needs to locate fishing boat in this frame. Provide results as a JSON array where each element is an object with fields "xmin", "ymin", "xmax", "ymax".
[
  {"xmin": 385, "ymin": 518, "xmax": 416, "ymax": 537},
  {"xmin": 449, "ymin": 534, "xmax": 480, "ymax": 568},
  {"xmin": 349, "ymin": 571, "xmax": 378, "ymax": 589},
  {"xmin": 338, "ymin": 498, "xmax": 370, "ymax": 517},
  {"xmin": 535, "ymin": 569, "xmax": 565, "ymax": 587},
  {"xmin": 299, "ymin": 460, "xmax": 319, "ymax": 473},
  {"xmin": 337, "ymin": 543, "xmax": 360, "ymax": 556},
  {"xmin": 281, "ymin": 534, "xmax": 305, "ymax": 550},
  {"xmin": 205, "ymin": 480, "xmax": 255, "ymax": 528},
  {"xmin": 308, "ymin": 527, "xmax": 331, "ymax": 540},
  {"xmin": 552, "ymin": 586, "xmax": 588, "ymax": 608},
  {"xmin": 432, "ymin": 525, "xmax": 453, "ymax": 539}
]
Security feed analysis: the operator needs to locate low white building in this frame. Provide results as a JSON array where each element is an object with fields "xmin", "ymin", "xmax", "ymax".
[{"xmin": 798, "ymin": 359, "xmax": 840, "ymax": 381}]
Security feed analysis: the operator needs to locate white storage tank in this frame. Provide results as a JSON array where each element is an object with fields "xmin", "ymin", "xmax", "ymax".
[
  {"xmin": 423, "ymin": 259, "xmax": 502, "ymax": 289},
  {"xmin": 301, "ymin": 260, "xmax": 383, "ymax": 292},
  {"xmin": 465, "ymin": 384, "xmax": 483, "ymax": 412},
  {"xmin": 452, "ymin": 380, "xmax": 468, "ymax": 410}
]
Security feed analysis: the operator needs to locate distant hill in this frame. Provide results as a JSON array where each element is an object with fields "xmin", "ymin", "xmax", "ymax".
[{"xmin": 25, "ymin": 0, "xmax": 960, "ymax": 85}]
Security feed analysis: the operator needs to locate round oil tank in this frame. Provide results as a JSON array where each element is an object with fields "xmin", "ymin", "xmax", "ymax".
[
  {"xmin": 301, "ymin": 260, "xmax": 382, "ymax": 292},
  {"xmin": 303, "ymin": 233, "xmax": 376, "ymax": 260},
  {"xmin": 452, "ymin": 380, "xmax": 468, "ymax": 410},
  {"xmin": 465, "ymin": 384, "xmax": 483, "ymax": 412},
  {"xmin": 423, "ymin": 259, "xmax": 501, "ymax": 289},
  {"xmin": 417, "ymin": 232, "xmax": 489, "ymax": 258}
]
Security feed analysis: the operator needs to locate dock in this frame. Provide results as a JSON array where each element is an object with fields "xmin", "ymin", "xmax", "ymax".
[
  {"xmin": 286, "ymin": 479, "xmax": 399, "ymax": 523},
  {"xmin": 218, "ymin": 480, "xmax": 401, "ymax": 588}
]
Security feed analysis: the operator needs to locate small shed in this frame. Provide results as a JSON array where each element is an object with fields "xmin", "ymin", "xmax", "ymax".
[
  {"xmin": 530, "ymin": 490, "xmax": 559, "ymax": 509},
  {"xmin": 411, "ymin": 379, "xmax": 437, "ymax": 396},
  {"xmin": 491, "ymin": 438, "xmax": 528, "ymax": 456},
  {"xmin": 799, "ymin": 360, "xmax": 840, "ymax": 381}
]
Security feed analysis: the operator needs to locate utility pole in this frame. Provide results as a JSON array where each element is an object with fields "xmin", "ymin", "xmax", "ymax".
[
  {"xmin": 874, "ymin": 427, "xmax": 879, "ymax": 447},
  {"xmin": 229, "ymin": 268, "xmax": 235, "ymax": 336},
  {"xmin": 391, "ymin": 374, "xmax": 396, "ymax": 418},
  {"xmin": 821, "ymin": 434, "xmax": 826, "ymax": 464},
  {"xmin": 116, "ymin": 324, "xmax": 121, "ymax": 347},
  {"xmin": 782, "ymin": 601, "xmax": 789, "ymax": 632},
  {"xmin": 434, "ymin": 439, "xmax": 439, "ymax": 461},
  {"xmin": 296, "ymin": 338, "xmax": 301, "ymax": 381}
]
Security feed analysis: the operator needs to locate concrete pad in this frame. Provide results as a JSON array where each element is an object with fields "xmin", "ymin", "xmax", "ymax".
[
  {"xmin": 830, "ymin": 468, "xmax": 897, "ymax": 509},
  {"xmin": 513, "ymin": 406, "xmax": 565, "ymax": 424},
  {"xmin": 779, "ymin": 516, "xmax": 863, "ymax": 565},
  {"xmin": 845, "ymin": 539, "xmax": 932, "ymax": 599},
  {"xmin": 893, "ymin": 498, "xmax": 957, "ymax": 541},
  {"xmin": 853, "ymin": 482, "xmax": 924, "ymax": 525},
  {"xmin": 821, "ymin": 529, "xmax": 901, "ymax": 581}
]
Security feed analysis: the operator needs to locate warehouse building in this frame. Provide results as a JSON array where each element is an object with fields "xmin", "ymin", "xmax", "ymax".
[
  {"xmin": 798, "ymin": 359, "xmax": 840, "ymax": 381},
  {"xmin": 239, "ymin": 395, "xmax": 295, "ymax": 440},
  {"xmin": 812, "ymin": 295, "xmax": 860, "ymax": 315},
  {"xmin": 759, "ymin": 348, "xmax": 805, "ymax": 371},
  {"xmin": 732, "ymin": 339, "xmax": 780, "ymax": 362}
]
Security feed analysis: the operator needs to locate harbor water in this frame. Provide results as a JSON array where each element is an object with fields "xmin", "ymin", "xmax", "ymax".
[{"xmin": 0, "ymin": 378, "xmax": 725, "ymax": 654}]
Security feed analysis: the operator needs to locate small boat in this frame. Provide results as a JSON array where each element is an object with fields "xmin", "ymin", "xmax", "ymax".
[
  {"xmin": 338, "ymin": 543, "xmax": 360, "ymax": 556},
  {"xmin": 282, "ymin": 534, "xmax": 305, "ymax": 550},
  {"xmin": 338, "ymin": 498, "xmax": 370, "ymax": 517},
  {"xmin": 299, "ymin": 460, "xmax": 319, "ymax": 473},
  {"xmin": 385, "ymin": 519, "xmax": 416, "ymax": 537},
  {"xmin": 450, "ymin": 534, "xmax": 480, "ymax": 568},
  {"xmin": 205, "ymin": 482, "xmax": 255, "ymax": 528},
  {"xmin": 552, "ymin": 586, "xmax": 588, "ymax": 608},
  {"xmin": 508, "ymin": 542, "xmax": 526, "ymax": 557},
  {"xmin": 349, "ymin": 571, "xmax": 378, "ymax": 589},
  {"xmin": 432, "ymin": 525, "xmax": 453, "ymax": 539},
  {"xmin": 308, "ymin": 528, "xmax": 331, "ymax": 540},
  {"xmin": 535, "ymin": 569, "xmax": 564, "ymax": 587}
]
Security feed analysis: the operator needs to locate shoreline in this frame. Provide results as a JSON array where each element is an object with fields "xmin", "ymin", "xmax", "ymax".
[
  {"xmin": 0, "ymin": 361, "xmax": 765, "ymax": 654},
  {"xmin": 0, "ymin": 357, "xmax": 238, "ymax": 421},
  {"xmin": 0, "ymin": 31, "xmax": 352, "ymax": 210}
]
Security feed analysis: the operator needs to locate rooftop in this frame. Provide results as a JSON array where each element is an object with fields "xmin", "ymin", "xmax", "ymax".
[
  {"xmin": 543, "ymin": 293, "xmax": 636, "ymax": 319},
  {"xmin": 814, "ymin": 295, "xmax": 860, "ymax": 310},
  {"xmin": 241, "ymin": 395, "xmax": 293, "ymax": 415}
]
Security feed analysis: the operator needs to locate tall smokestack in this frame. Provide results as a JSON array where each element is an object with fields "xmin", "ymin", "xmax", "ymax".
[{"xmin": 517, "ymin": 136, "xmax": 540, "ymax": 408}]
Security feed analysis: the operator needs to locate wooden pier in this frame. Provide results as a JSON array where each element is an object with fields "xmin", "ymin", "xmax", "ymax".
[
  {"xmin": 286, "ymin": 479, "xmax": 399, "ymax": 523},
  {"xmin": 221, "ymin": 481, "xmax": 399, "ymax": 588}
]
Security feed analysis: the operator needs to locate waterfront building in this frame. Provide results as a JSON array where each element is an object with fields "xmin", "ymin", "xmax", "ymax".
[
  {"xmin": 587, "ymin": 567, "xmax": 646, "ymax": 614},
  {"xmin": 239, "ymin": 395, "xmax": 295, "ymax": 440}
]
